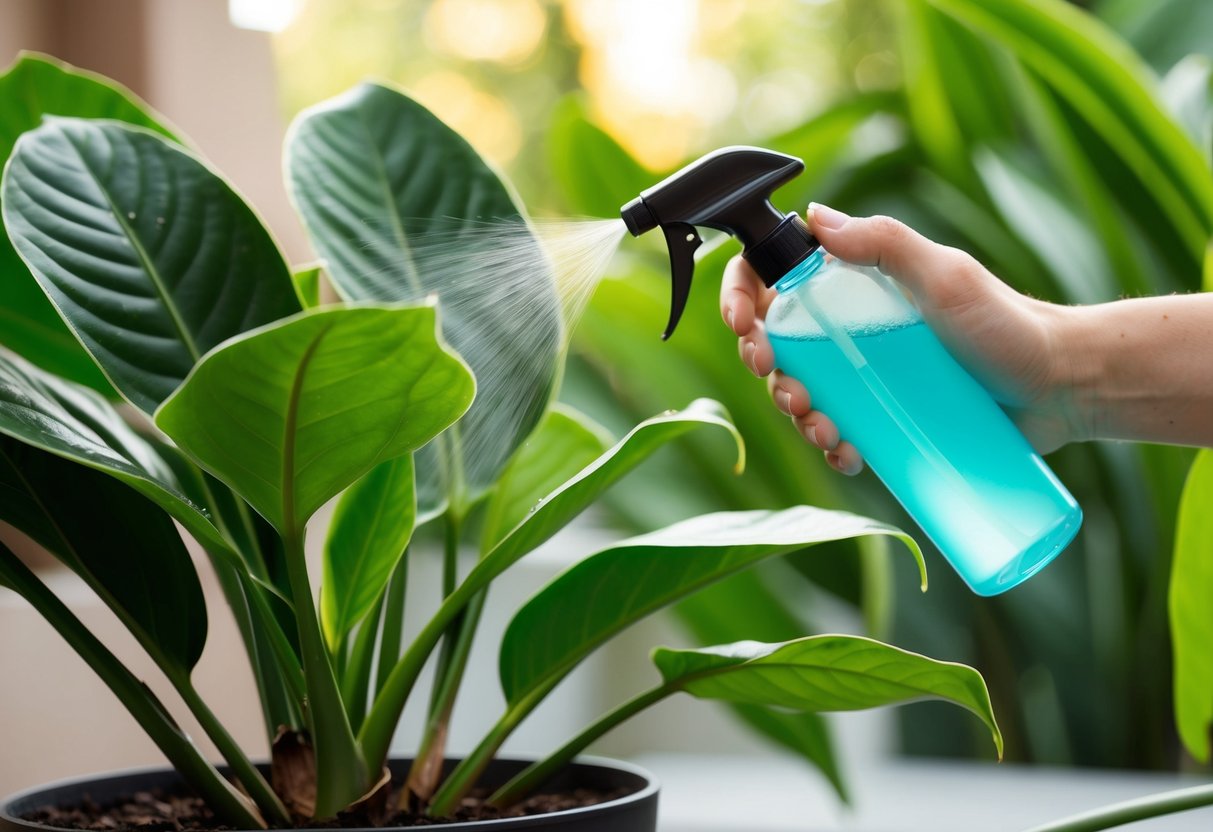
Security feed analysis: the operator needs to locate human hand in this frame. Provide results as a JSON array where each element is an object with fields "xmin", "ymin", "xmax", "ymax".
[{"xmin": 720, "ymin": 203, "xmax": 1085, "ymax": 475}]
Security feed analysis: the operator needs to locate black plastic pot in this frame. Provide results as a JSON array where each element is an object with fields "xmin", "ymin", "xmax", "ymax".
[{"xmin": 0, "ymin": 757, "xmax": 658, "ymax": 832}]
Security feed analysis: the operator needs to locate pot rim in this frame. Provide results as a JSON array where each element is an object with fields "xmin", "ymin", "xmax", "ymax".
[{"xmin": 0, "ymin": 756, "xmax": 660, "ymax": 832}]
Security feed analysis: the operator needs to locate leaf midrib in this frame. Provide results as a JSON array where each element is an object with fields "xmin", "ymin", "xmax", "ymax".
[
  {"xmin": 62, "ymin": 128, "xmax": 202, "ymax": 363},
  {"xmin": 281, "ymin": 321, "xmax": 333, "ymax": 534}
]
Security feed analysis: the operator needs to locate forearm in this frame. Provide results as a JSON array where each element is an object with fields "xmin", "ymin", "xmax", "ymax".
[{"xmin": 1064, "ymin": 294, "xmax": 1213, "ymax": 446}]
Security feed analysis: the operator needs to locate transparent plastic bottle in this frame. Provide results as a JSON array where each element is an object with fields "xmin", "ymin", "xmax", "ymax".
[{"xmin": 765, "ymin": 249, "xmax": 1082, "ymax": 595}]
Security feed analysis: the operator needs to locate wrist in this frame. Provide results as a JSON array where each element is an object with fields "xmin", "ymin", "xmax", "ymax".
[{"xmin": 1042, "ymin": 301, "xmax": 1104, "ymax": 444}]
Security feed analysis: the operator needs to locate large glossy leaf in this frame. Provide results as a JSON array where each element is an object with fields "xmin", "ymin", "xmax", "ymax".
[
  {"xmin": 0, "ymin": 437, "xmax": 206, "ymax": 672},
  {"xmin": 675, "ymin": 571, "xmax": 846, "ymax": 800},
  {"xmin": 926, "ymin": 0, "xmax": 1213, "ymax": 255},
  {"xmin": 479, "ymin": 399, "xmax": 742, "ymax": 579},
  {"xmin": 2, "ymin": 117, "xmax": 300, "ymax": 414},
  {"xmin": 0, "ymin": 346, "xmax": 232, "ymax": 557},
  {"xmin": 652, "ymin": 636, "xmax": 1002, "ymax": 757},
  {"xmin": 0, "ymin": 52, "xmax": 176, "ymax": 393},
  {"xmin": 287, "ymin": 82, "xmax": 561, "ymax": 515},
  {"xmin": 1170, "ymin": 448, "xmax": 1213, "ymax": 763},
  {"xmin": 155, "ymin": 304, "xmax": 474, "ymax": 536},
  {"xmin": 479, "ymin": 404, "xmax": 611, "ymax": 554},
  {"xmin": 499, "ymin": 506, "xmax": 925, "ymax": 706},
  {"xmin": 322, "ymin": 455, "xmax": 416, "ymax": 650}
]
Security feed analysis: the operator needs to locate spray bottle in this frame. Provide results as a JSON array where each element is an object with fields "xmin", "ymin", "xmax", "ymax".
[{"xmin": 621, "ymin": 146, "xmax": 1081, "ymax": 596}]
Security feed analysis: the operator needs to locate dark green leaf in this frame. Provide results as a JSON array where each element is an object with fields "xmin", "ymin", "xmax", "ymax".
[
  {"xmin": 479, "ymin": 404, "xmax": 611, "ymax": 554},
  {"xmin": 322, "ymin": 455, "xmax": 416, "ymax": 650},
  {"xmin": 286, "ymin": 82, "xmax": 561, "ymax": 515},
  {"xmin": 0, "ymin": 52, "xmax": 176, "ymax": 393},
  {"xmin": 155, "ymin": 304, "xmax": 474, "ymax": 536},
  {"xmin": 2, "ymin": 117, "xmax": 300, "ymax": 414},
  {"xmin": 0, "ymin": 437, "xmax": 206, "ymax": 672},
  {"xmin": 926, "ymin": 0, "xmax": 1213, "ymax": 255},
  {"xmin": 652, "ymin": 636, "xmax": 1002, "ymax": 757},
  {"xmin": 0, "ymin": 346, "xmax": 232, "ymax": 557},
  {"xmin": 500, "ymin": 506, "xmax": 925, "ymax": 706}
]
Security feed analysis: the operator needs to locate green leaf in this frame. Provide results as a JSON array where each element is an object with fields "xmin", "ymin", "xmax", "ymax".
[
  {"xmin": 499, "ymin": 506, "xmax": 925, "ymax": 707},
  {"xmin": 155, "ymin": 304, "xmax": 474, "ymax": 536},
  {"xmin": 0, "ymin": 346, "xmax": 232, "ymax": 558},
  {"xmin": 481, "ymin": 399, "xmax": 743, "ymax": 578},
  {"xmin": 322, "ymin": 455, "xmax": 416, "ymax": 650},
  {"xmin": 0, "ymin": 542, "xmax": 264, "ymax": 830},
  {"xmin": 1159, "ymin": 55, "xmax": 1213, "ymax": 167},
  {"xmin": 2, "ymin": 117, "xmax": 301, "ymax": 415},
  {"xmin": 973, "ymin": 148, "xmax": 1116, "ymax": 304},
  {"xmin": 1170, "ymin": 448, "xmax": 1213, "ymax": 763},
  {"xmin": 547, "ymin": 95, "xmax": 657, "ymax": 216},
  {"xmin": 1204, "ymin": 241, "xmax": 1213, "ymax": 292},
  {"xmin": 0, "ymin": 52, "xmax": 177, "ymax": 394},
  {"xmin": 925, "ymin": 0, "xmax": 1213, "ymax": 256},
  {"xmin": 356, "ymin": 399, "xmax": 746, "ymax": 769},
  {"xmin": 293, "ymin": 264, "xmax": 324, "ymax": 309},
  {"xmin": 674, "ymin": 571, "xmax": 847, "ymax": 800},
  {"xmin": 0, "ymin": 437, "xmax": 206, "ymax": 672},
  {"xmin": 652, "ymin": 636, "xmax": 1002, "ymax": 758},
  {"xmin": 286, "ymin": 82, "xmax": 562, "ymax": 515},
  {"xmin": 479, "ymin": 404, "xmax": 612, "ymax": 554}
]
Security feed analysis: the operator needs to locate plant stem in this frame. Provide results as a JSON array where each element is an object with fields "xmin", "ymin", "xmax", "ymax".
[
  {"xmin": 239, "ymin": 570, "xmax": 306, "ymax": 708},
  {"xmin": 0, "ymin": 543, "xmax": 266, "ymax": 830},
  {"xmin": 409, "ymin": 592, "xmax": 485, "ymax": 800},
  {"xmin": 426, "ymin": 514, "xmax": 462, "ymax": 716},
  {"xmin": 488, "ymin": 683, "xmax": 674, "ymax": 809},
  {"xmin": 175, "ymin": 678, "xmax": 291, "ymax": 825},
  {"xmin": 282, "ymin": 529, "xmax": 369, "ymax": 818},
  {"xmin": 375, "ymin": 554, "xmax": 408, "ymax": 695},
  {"xmin": 341, "ymin": 593, "xmax": 385, "ymax": 733},
  {"xmin": 426, "ymin": 705, "xmax": 525, "ymax": 818},
  {"xmin": 1022, "ymin": 783, "xmax": 1213, "ymax": 832},
  {"xmin": 358, "ymin": 562, "xmax": 488, "ymax": 770}
]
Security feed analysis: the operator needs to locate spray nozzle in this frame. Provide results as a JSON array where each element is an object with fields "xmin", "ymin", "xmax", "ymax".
[{"xmin": 621, "ymin": 146, "xmax": 819, "ymax": 339}]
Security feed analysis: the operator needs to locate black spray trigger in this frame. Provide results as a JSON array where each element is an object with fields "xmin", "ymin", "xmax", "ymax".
[
  {"xmin": 660, "ymin": 222, "xmax": 702, "ymax": 340},
  {"xmin": 621, "ymin": 146, "xmax": 818, "ymax": 341}
]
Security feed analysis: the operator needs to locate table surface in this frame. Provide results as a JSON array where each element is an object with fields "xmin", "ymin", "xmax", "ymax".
[{"xmin": 634, "ymin": 752, "xmax": 1213, "ymax": 832}]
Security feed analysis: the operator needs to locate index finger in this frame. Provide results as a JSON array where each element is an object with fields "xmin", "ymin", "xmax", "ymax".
[{"xmin": 721, "ymin": 255, "xmax": 776, "ymax": 336}]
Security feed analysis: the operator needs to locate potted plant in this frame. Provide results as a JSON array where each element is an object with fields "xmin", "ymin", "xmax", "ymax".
[{"xmin": 0, "ymin": 53, "xmax": 1003, "ymax": 830}]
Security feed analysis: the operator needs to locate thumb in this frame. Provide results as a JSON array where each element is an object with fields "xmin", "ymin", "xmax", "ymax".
[{"xmin": 807, "ymin": 204, "xmax": 970, "ymax": 302}]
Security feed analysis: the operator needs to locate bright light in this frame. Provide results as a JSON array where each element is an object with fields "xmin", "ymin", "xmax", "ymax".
[
  {"xmin": 229, "ymin": 0, "xmax": 304, "ymax": 33},
  {"xmin": 426, "ymin": 0, "xmax": 547, "ymax": 64}
]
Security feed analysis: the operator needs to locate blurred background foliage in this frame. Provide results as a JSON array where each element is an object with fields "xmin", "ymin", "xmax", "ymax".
[{"xmin": 271, "ymin": 0, "xmax": 1212, "ymax": 773}]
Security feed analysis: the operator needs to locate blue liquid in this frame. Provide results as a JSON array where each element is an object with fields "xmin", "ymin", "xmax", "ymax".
[{"xmin": 768, "ymin": 319, "xmax": 1081, "ymax": 595}]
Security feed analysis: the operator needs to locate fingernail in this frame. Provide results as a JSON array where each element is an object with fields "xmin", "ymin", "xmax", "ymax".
[
  {"xmin": 805, "ymin": 424, "xmax": 818, "ymax": 447},
  {"xmin": 775, "ymin": 389, "xmax": 791, "ymax": 414},
  {"xmin": 809, "ymin": 202, "xmax": 849, "ymax": 231},
  {"xmin": 744, "ymin": 341, "xmax": 757, "ymax": 373},
  {"xmin": 826, "ymin": 452, "xmax": 841, "ymax": 468},
  {"xmin": 726, "ymin": 306, "xmax": 735, "ymax": 331}
]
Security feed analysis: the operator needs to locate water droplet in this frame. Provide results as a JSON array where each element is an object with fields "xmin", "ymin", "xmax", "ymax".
[
  {"xmin": 127, "ymin": 211, "xmax": 135, "ymax": 220},
  {"xmin": 156, "ymin": 217, "xmax": 165, "ymax": 225}
]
